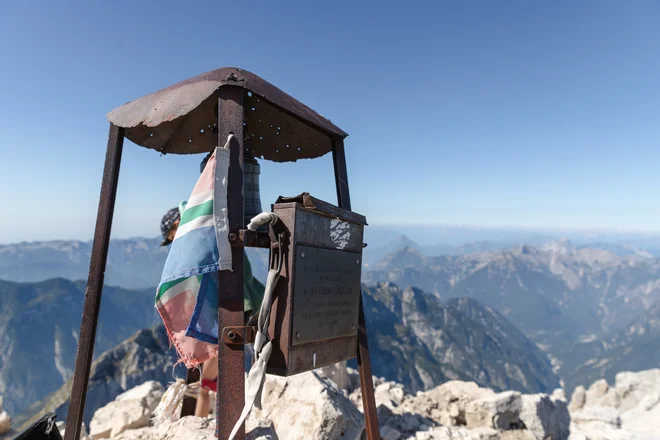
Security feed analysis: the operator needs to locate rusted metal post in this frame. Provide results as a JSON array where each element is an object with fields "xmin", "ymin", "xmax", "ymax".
[
  {"xmin": 180, "ymin": 368, "xmax": 200, "ymax": 417},
  {"xmin": 64, "ymin": 124, "xmax": 125, "ymax": 440},
  {"xmin": 216, "ymin": 86, "xmax": 246, "ymax": 440},
  {"xmin": 332, "ymin": 137, "xmax": 380, "ymax": 440}
]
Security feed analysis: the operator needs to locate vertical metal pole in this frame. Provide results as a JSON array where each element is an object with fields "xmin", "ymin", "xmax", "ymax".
[
  {"xmin": 180, "ymin": 368, "xmax": 200, "ymax": 417},
  {"xmin": 332, "ymin": 137, "xmax": 380, "ymax": 440},
  {"xmin": 216, "ymin": 86, "xmax": 246, "ymax": 440},
  {"xmin": 64, "ymin": 124, "xmax": 124, "ymax": 440}
]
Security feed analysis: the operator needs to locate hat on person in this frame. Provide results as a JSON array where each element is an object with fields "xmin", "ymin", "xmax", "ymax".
[
  {"xmin": 200, "ymin": 151, "xmax": 213, "ymax": 174},
  {"xmin": 160, "ymin": 207, "xmax": 180, "ymax": 246}
]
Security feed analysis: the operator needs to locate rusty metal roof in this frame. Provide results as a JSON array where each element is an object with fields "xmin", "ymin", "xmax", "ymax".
[{"xmin": 106, "ymin": 68, "xmax": 347, "ymax": 162}]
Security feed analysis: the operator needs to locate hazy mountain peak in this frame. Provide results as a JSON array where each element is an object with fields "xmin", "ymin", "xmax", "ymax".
[{"xmin": 541, "ymin": 239, "xmax": 577, "ymax": 256}]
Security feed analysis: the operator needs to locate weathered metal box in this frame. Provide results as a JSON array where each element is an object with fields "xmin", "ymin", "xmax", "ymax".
[{"xmin": 265, "ymin": 193, "xmax": 367, "ymax": 376}]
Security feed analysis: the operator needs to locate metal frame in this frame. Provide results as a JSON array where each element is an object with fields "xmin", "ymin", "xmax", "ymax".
[{"xmin": 64, "ymin": 75, "xmax": 380, "ymax": 440}]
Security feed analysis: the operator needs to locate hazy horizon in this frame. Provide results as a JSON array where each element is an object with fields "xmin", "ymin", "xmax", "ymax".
[{"xmin": 2, "ymin": 1, "xmax": 660, "ymax": 243}]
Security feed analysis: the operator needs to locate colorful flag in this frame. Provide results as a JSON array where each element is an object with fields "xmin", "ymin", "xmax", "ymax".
[{"xmin": 155, "ymin": 141, "xmax": 233, "ymax": 369}]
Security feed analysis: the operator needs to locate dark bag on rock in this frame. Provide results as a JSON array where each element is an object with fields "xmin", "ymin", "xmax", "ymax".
[{"xmin": 12, "ymin": 413, "xmax": 62, "ymax": 440}]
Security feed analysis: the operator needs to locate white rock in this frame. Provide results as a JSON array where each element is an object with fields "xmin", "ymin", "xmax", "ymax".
[
  {"xmin": 568, "ymin": 386, "xmax": 586, "ymax": 412},
  {"xmin": 614, "ymin": 369, "xmax": 660, "ymax": 413},
  {"xmin": 585, "ymin": 379, "xmax": 609, "ymax": 405},
  {"xmin": 0, "ymin": 397, "xmax": 11, "ymax": 436},
  {"xmin": 424, "ymin": 426, "xmax": 499, "ymax": 440},
  {"xmin": 519, "ymin": 394, "xmax": 569, "ymax": 440},
  {"xmin": 398, "ymin": 381, "xmax": 493, "ymax": 427},
  {"xmin": 116, "ymin": 380, "xmax": 165, "ymax": 410},
  {"xmin": 571, "ymin": 406, "xmax": 621, "ymax": 427},
  {"xmin": 113, "ymin": 427, "xmax": 155, "ymax": 440},
  {"xmin": 153, "ymin": 416, "xmax": 216, "ymax": 440},
  {"xmin": 89, "ymin": 381, "xmax": 164, "ymax": 439},
  {"xmin": 250, "ymin": 371, "xmax": 363, "ymax": 440},
  {"xmin": 551, "ymin": 388, "xmax": 566, "ymax": 402},
  {"xmin": 0, "ymin": 411, "xmax": 11, "ymax": 436},
  {"xmin": 465, "ymin": 391, "xmax": 522, "ymax": 430},
  {"xmin": 568, "ymin": 421, "xmax": 636, "ymax": 440}
]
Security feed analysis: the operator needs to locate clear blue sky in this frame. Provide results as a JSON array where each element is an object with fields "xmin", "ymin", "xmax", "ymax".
[{"xmin": 1, "ymin": 1, "xmax": 659, "ymax": 243}]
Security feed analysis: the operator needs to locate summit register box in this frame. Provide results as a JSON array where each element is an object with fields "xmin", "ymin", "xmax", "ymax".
[{"xmin": 265, "ymin": 193, "xmax": 367, "ymax": 377}]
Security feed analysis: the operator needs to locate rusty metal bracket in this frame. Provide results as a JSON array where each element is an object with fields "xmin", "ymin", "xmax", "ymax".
[
  {"xmin": 222, "ymin": 326, "xmax": 257, "ymax": 346},
  {"xmin": 228, "ymin": 229, "xmax": 271, "ymax": 248}
]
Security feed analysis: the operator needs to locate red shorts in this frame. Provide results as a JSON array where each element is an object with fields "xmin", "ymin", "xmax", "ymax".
[{"xmin": 201, "ymin": 377, "xmax": 217, "ymax": 393}]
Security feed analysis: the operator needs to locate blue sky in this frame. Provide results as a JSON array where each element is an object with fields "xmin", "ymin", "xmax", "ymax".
[{"xmin": 1, "ymin": 1, "xmax": 659, "ymax": 243}]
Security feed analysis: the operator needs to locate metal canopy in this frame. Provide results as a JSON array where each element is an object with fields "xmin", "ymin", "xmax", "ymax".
[{"xmin": 106, "ymin": 67, "xmax": 348, "ymax": 162}]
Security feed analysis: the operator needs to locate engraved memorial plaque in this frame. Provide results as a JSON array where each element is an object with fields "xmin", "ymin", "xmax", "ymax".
[{"xmin": 291, "ymin": 245, "xmax": 362, "ymax": 345}]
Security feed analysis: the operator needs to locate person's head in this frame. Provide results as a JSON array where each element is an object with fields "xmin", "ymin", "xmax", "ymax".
[{"xmin": 160, "ymin": 207, "xmax": 180, "ymax": 246}]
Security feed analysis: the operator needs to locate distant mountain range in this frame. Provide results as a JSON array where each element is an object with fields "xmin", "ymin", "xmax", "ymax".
[
  {"xmin": 0, "ymin": 278, "xmax": 159, "ymax": 419},
  {"xmin": 3, "ymin": 233, "xmax": 660, "ymax": 421},
  {"xmin": 0, "ymin": 238, "xmax": 269, "ymax": 288},
  {"xmin": 363, "ymin": 239, "xmax": 660, "ymax": 392},
  {"xmin": 358, "ymin": 283, "xmax": 560, "ymax": 394},
  {"xmin": 2, "ymin": 233, "xmax": 658, "ymax": 290},
  {"xmin": 19, "ymin": 283, "xmax": 559, "ymax": 429},
  {"xmin": 17, "ymin": 325, "xmax": 181, "ymax": 430}
]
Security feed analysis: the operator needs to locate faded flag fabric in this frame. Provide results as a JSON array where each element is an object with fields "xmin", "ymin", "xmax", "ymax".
[{"xmin": 155, "ymin": 138, "xmax": 233, "ymax": 369}]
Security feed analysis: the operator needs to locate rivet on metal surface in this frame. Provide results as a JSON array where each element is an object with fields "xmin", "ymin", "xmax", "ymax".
[
  {"xmin": 227, "ymin": 331, "xmax": 237, "ymax": 341},
  {"xmin": 301, "ymin": 252, "xmax": 305, "ymax": 258},
  {"xmin": 296, "ymin": 332, "xmax": 300, "ymax": 338},
  {"xmin": 229, "ymin": 233, "xmax": 238, "ymax": 242},
  {"xmin": 352, "ymin": 325, "xmax": 356, "ymax": 330},
  {"xmin": 356, "ymin": 259, "xmax": 360, "ymax": 264}
]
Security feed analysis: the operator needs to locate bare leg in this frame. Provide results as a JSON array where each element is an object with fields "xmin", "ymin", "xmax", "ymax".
[{"xmin": 195, "ymin": 357, "xmax": 219, "ymax": 417}]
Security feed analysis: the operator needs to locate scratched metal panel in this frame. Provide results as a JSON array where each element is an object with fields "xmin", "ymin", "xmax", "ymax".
[
  {"xmin": 293, "ymin": 206, "xmax": 365, "ymax": 254},
  {"xmin": 290, "ymin": 246, "xmax": 362, "ymax": 346}
]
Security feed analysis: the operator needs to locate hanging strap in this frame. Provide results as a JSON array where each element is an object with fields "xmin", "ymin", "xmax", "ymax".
[{"xmin": 228, "ymin": 213, "xmax": 285, "ymax": 440}]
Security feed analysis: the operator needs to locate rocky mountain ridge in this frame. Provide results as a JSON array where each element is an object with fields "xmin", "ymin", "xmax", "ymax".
[
  {"xmin": 362, "ymin": 241, "xmax": 660, "ymax": 391},
  {"xmin": 14, "ymin": 367, "xmax": 660, "ymax": 439},
  {"xmin": 0, "ymin": 278, "xmax": 160, "ymax": 420},
  {"xmin": 20, "ymin": 284, "xmax": 559, "ymax": 429},
  {"xmin": 360, "ymin": 283, "xmax": 559, "ymax": 394}
]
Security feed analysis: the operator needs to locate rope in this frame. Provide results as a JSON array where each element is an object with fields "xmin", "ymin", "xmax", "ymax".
[{"xmin": 228, "ymin": 213, "xmax": 284, "ymax": 440}]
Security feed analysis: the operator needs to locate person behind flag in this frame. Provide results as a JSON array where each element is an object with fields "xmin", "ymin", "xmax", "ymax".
[{"xmin": 158, "ymin": 150, "xmax": 264, "ymax": 418}]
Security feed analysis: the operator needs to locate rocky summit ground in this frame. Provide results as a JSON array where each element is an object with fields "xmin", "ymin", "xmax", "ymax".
[{"xmin": 6, "ymin": 368, "xmax": 659, "ymax": 440}]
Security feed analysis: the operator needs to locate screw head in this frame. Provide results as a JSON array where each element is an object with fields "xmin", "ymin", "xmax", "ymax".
[
  {"xmin": 228, "ymin": 233, "xmax": 237, "ymax": 242},
  {"xmin": 352, "ymin": 325, "xmax": 356, "ymax": 330},
  {"xmin": 301, "ymin": 252, "xmax": 305, "ymax": 258},
  {"xmin": 227, "ymin": 331, "xmax": 237, "ymax": 340},
  {"xmin": 296, "ymin": 332, "xmax": 300, "ymax": 338}
]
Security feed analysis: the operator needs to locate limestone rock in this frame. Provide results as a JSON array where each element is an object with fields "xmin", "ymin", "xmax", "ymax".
[
  {"xmin": 568, "ymin": 422, "xmax": 636, "ymax": 440},
  {"xmin": 519, "ymin": 394, "xmax": 569, "ymax": 440},
  {"xmin": 250, "ymin": 371, "xmax": 363, "ymax": 440},
  {"xmin": 89, "ymin": 381, "xmax": 164, "ymax": 439},
  {"xmin": 116, "ymin": 381, "xmax": 165, "ymax": 409},
  {"xmin": 398, "ymin": 381, "xmax": 493, "ymax": 427},
  {"xmin": 0, "ymin": 397, "xmax": 11, "ymax": 436},
  {"xmin": 464, "ymin": 391, "xmax": 523, "ymax": 430},
  {"xmin": 571, "ymin": 406, "xmax": 621, "ymax": 428},
  {"xmin": 352, "ymin": 381, "xmax": 407, "ymax": 412},
  {"xmin": 568, "ymin": 386, "xmax": 586, "ymax": 412},
  {"xmin": 153, "ymin": 416, "xmax": 215, "ymax": 440},
  {"xmin": 422, "ymin": 425, "xmax": 499, "ymax": 440},
  {"xmin": 114, "ymin": 427, "xmax": 156, "ymax": 440},
  {"xmin": 551, "ymin": 388, "xmax": 566, "ymax": 402},
  {"xmin": 585, "ymin": 379, "xmax": 609, "ymax": 406}
]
